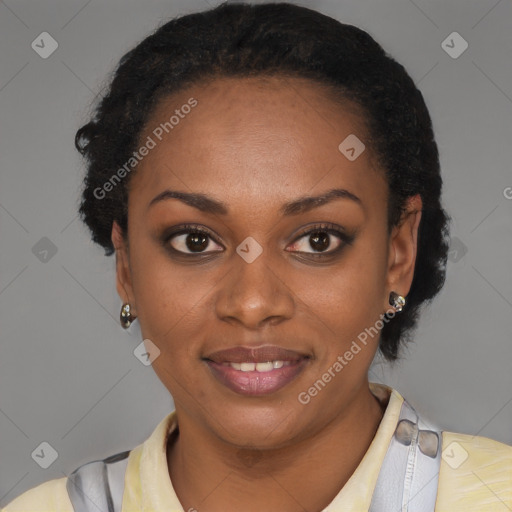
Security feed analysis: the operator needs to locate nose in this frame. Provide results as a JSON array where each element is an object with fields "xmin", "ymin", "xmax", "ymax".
[{"xmin": 215, "ymin": 250, "xmax": 295, "ymax": 330}]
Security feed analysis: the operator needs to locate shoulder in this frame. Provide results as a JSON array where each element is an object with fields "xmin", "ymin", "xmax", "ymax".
[
  {"xmin": 1, "ymin": 477, "xmax": 73, "ymax": 512},
  {"xmin": 1, "ymin": 414, "xmax": 173, "ymax": 512},
  {"xmin": 2, "ymin": 449, "xmax": 133, "ymax": 512},
  {"xmin": 436, "ymin": 431, "xmax": 512, "ymax": 511}
]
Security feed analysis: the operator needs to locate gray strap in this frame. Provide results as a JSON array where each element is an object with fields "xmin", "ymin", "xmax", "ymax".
[
  {"xmin": 369, "ymin": 400, "xmax": 442, "ymax": 512},
  {"xmin": 66, "ymin": 450, "xmax": 130, "ymax": 512}
]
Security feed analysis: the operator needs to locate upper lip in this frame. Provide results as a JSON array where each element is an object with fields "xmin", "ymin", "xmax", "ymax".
[{"xmin": 204, "ymin": 345, "xmax": 309, "ymax": 364}]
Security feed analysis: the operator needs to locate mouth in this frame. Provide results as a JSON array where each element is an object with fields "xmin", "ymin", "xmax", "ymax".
[{"xmin": 203, "ymin": 345, "xmax": 311, "ymax": 396}]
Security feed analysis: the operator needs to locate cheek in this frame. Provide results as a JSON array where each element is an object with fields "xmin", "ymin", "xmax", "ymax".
[
  {"xmin": 128, "ymin": 243, "xmax": 181, "ymax": 330},
  {"xmin": 128, "ymin": 241, "xmax": 221, "ymax": 360},
  {"xmin": 294, "ymin": 233, "xmax": 388, "ymax": 355},
  {"xmin": 305, "ymin": 239, "xmax": 386, "ymax": 307}
]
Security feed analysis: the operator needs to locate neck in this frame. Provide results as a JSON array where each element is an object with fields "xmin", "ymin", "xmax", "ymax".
[{"xmin": 167, "ymin": 383, "xmax": 385, "ymax": 512}]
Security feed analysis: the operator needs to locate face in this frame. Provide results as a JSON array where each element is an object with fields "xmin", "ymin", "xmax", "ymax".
[{"xmin": 112, "ymin": 75, "xmax": 421, "ymax": 449}]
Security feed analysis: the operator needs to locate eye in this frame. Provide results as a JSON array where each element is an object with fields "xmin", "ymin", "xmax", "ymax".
[
  {"xmin": 287, "ymin": 223, "xmax": 354, "ymax": 256},
  {"xmin": 162, "ymin": 222, "xmax": 354, "ymax": 258},
  {"xmin": 165, "ymin": 224, "xmax": 223, "ymax": 255}
]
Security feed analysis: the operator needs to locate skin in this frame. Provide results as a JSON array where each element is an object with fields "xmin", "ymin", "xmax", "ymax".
[{"xmin": 111, "ymin": 75, "xmax": 422, "ymax": 512}]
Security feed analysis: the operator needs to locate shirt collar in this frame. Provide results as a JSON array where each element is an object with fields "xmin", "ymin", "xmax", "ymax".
[{"xmin": 122, "ymin": 382, "xmax": 404, "ymax": 511}]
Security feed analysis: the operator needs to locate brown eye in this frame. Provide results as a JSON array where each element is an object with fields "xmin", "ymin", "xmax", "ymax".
[
  {"xmin": 166, "ymin": 226, "xmax": 223, "ymax": 254},
  {"xmin": 290, "ymin": 230, "xmax": 341, "ymax": 253},
  {"xmin": 308, "ymin": 231, "xmax": 331, "ymax": 252},
  {"xmin": 286, "ymin": 223, "xmax": 355, "ymax": 256}
]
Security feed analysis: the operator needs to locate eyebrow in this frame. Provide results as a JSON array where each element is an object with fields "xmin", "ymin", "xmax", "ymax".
[{"xmin": 147, "ymin": 187, "xmax": 363, "ymax": 216}]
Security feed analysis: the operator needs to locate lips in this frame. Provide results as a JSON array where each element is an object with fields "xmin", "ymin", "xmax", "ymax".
[
  {"xmin": 203, "ymin": 345, "xmax": 310, "ymax": 396},
  {"xmin": 204, "ymin": 345, "xmax": 308, "ymax": 364}
]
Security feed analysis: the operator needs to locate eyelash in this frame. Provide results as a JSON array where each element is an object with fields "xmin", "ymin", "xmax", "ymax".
[{"xmin": 162, "ymin": 222, "xmax": 355, "ymax": 259}]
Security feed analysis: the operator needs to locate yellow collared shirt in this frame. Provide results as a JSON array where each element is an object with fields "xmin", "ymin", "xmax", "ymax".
[{"xmin": 3, "ymin": 383, "xmax": 511, "ymax": 511}]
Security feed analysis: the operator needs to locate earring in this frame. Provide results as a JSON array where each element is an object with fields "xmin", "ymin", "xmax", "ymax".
[
  {"xmin": 389, "ymin": 291, "xmax": 406, "ymax": 312},
  {"xmin": 120, "ymin": 303, "xmax": 135, "ymax": 329}
]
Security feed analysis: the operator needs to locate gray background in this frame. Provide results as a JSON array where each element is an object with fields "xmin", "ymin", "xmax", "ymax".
[{"xmin": 1, "ymin": 0, "xmax": 511, "ymax": 506}]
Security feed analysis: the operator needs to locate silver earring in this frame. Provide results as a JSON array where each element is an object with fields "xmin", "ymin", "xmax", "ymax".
[
  {"xmin": 389, "ymin": 291, "xmax": 406, "ymax": 312},
  {"xmin": 120, "ymin": 303, "xmax": 135, "ymax": 329}
]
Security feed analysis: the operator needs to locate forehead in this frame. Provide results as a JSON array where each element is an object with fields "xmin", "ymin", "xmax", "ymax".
[{"xmin": 129, "ymin": 75, "xmax": 385, "ymax": 213}]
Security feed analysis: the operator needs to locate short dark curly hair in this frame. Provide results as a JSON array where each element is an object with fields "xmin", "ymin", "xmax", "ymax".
[{"xmin": 75, "ymin": 1, "xmax": 450, "ymax": 361}]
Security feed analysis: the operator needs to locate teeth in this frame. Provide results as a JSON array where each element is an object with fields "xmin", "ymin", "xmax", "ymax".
[
  {"xmin": 255, "ymin": 362, "xmax": 274, "ymax": 372},
  {"xmin": 226, "ymin": 360, "xmax": 291, "ymax": 372}
]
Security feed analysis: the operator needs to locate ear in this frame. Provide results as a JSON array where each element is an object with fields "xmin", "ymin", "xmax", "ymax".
[
  {"xmin": 384, "ymin": 194, "xmax": 422, "ymax": 310},
  {"xmin": 112, "ymin": 220, "xmax": 137, "ymax": 316}
]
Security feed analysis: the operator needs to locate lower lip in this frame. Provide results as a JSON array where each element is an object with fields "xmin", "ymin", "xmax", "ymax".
[{"xmin": 205, "ymin": 359, "xmax": 308, "ymax": 396}]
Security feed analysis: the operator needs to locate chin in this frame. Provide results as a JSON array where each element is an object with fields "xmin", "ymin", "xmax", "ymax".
[{"xmin": 208, "ymin": 402, "xmax": 305, "ymax": 449}]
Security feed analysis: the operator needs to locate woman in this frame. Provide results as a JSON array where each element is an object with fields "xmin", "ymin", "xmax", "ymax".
[{"xmin": 3, "ymin": 2, "xmax": 511, "ymax": 511}]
